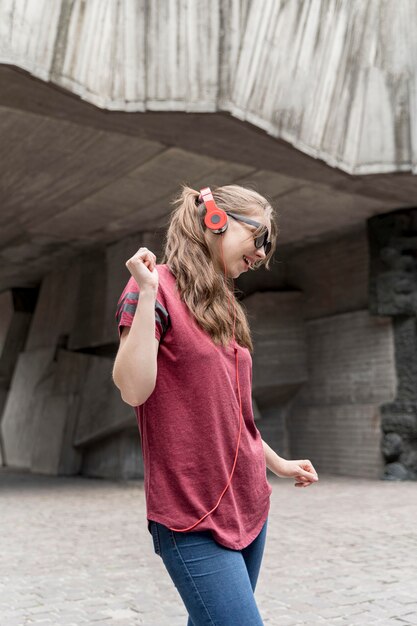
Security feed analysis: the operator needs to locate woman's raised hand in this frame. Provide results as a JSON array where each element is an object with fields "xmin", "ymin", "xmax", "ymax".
[{"xmin": 125, "ymin": 247, "xmax": 159, "ymax": 294}]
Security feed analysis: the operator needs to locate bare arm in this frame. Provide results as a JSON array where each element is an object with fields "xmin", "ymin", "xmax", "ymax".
[
  {"xmin": 261, "ymin": 438, "xmax": 319, "ymax": 486},
  {"xmin": 112, "ymin": 288, "xmax": 159, "ymax": 407},
  {"xmin": 262, "ymin": 439, "xmax": 287, "ymax": 477}
]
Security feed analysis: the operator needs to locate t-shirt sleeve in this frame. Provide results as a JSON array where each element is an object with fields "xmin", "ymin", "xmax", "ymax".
[{"xmin": 115, "ymin": 275, "xmax": 170, "ymax": 342}]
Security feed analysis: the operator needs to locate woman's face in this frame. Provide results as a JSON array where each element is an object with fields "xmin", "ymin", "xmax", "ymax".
[{"xmin": 206, "ymin": 207, "xmax": 272, "ymax": 279}]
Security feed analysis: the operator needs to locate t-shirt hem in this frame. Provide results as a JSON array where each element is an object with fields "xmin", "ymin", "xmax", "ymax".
[
  {"xmin": 146, "ymin": 494, "xmax": 271, "ymax": 550},
  {"xmin": 212, "ymin": 497, "xmax": 271, "ymax": 551}
]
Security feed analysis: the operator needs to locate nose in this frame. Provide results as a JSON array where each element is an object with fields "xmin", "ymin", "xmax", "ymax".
[{"xmin": 254, "ymin": 246, "xmax": 266, "ymax": 260}]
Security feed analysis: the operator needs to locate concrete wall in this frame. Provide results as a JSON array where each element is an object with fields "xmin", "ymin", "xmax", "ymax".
[
  {"xmin": 243, "ymin": 291, "xmax": 308, "ymax": 464},
  {"xmin": 283, "ymin": 228, "xmax": 397, "ymax": 478},
  {"xmin": 288, "ymin": 311, "xmax": 396, "ymax": 478},
  {"xmin": 0, "ymin": 223, "xmax": 399, "ymax": 480},
  {"xmin": 0, "ymin": 288, "xmax": 36, "ymax": 465},
  {"xmin": 240, "ymin": 227, "xmax": 397, "ymax": 479},
  {"xmin": 0, "ymin": 230, "xmax": 165, "ymax": 478},
  {"xmin": 1, "ymin": 0, "xmax": 416, "ymax": 175}
]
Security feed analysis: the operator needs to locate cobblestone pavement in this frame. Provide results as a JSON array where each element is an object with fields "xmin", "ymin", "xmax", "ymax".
[{"xmin": 1, "ymin": 468, "xmax": 416, "ymax": 626}]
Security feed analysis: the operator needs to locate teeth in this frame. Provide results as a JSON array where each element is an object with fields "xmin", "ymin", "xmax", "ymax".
[{"xmin": 243, "ymin": 255, "xmax": 250, "ymax": 266}]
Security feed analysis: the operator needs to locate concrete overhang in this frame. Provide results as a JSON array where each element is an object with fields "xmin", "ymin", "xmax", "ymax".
[{"xmin": 1, "ymin": 65, "xmax": 416, "ymax": 293}]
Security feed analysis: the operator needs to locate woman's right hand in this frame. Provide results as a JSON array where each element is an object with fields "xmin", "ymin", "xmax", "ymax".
[{"xmin": 125, "ymin": 247, "xmax": 159, "ymax": 294}]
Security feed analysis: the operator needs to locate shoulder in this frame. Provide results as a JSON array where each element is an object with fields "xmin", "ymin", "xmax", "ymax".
[
  {"xmin": 155, "ymin": 263, "xmax": 176, "ymax": 295},
  {"xmin": 156, "ymin": 263, "xmax": 172, "ymax": 280}
]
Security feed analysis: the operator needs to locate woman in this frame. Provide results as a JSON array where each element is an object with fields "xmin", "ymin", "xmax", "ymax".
[{"xmin": 112, "ymin": 184, "xmax": 318, "ymax": 626}]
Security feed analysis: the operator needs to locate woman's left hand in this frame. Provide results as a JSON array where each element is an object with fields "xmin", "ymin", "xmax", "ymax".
[{"xmin": 277, "ymin": 459, "xmax": 319, "ymax": 488}]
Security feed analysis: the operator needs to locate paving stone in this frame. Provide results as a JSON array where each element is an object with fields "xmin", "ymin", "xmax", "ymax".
[{"xmin": 1, "ymin": 470, "xmax": 417, "ymax": 625}]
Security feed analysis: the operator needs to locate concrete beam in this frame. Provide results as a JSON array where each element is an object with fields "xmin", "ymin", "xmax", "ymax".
[{"xmin": 1, "ymin": 0, "xmax": 416, "ymax": 174}]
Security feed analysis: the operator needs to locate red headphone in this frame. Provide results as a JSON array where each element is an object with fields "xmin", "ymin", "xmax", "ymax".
[
  {"xmin": 199, "ymin": 186, "xmax": 228, "ymax": 233},
  {"xmin": 169, "ymin": 187, "xmax": 244, "ymax": 533}
]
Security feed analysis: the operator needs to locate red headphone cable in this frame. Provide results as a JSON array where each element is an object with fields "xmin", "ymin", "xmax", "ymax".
[{"xmin": 169, "ymin": 233, "xmax": 244, "ymax": 532}]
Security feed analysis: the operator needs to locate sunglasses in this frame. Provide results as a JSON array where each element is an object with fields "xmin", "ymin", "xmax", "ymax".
[{"xmin": 226, "ymin": 212, "xmax": 272, "ymax": 255}]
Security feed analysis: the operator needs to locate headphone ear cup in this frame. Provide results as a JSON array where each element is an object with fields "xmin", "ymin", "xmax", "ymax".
[
  {"xmin": 199, "ymin": 187, "xmax": 228, "ymax": 234},
  {"xmin": 204, "ymin": 209, "xmax": 228, "ymax": 233}
]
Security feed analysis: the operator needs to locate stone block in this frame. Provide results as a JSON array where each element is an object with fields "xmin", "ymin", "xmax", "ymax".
[
  {"xmin": 287, "ymin": 404, "xmax": 385, "ymax": 478},
  {"xmin": 52, "ymin": 349, "xmax": 91, "ymax": 394},
  {"xmin": 30, "ymin": 393, "xmax": 82, "ymax": 475},
  {"xmin": 72, "ymin": 353, "xmax": 134, "ymax": 447},
  {"xmin": 256, "ymin": 403, "xmax": 291, "ymax": 465},
  {"xmin": 1, "ymin": 348, "xmax": 56, "ymax": 468},
  {"xmin": 285, "ymin": 228, "xmax": 369, "ymax": 320},
  {"xmin": 1, "ymin": 345, "xmax": 135, "ymax": 474},
  {"xmin": 25, "ymin": 261, "xmax": 82, "ymax": 351},
  {"xmin": 295, "ymin": 310, "xmax": 396, "ymax": 406},
  {"xmin": 243, "ymin": 291, "xmax": 308, "ymax": 409},
  {"xmin": 80, "ymin": 428, "xmax": 143, "ymax": 479},
  {"xmin": 66, "ymin": 249, "xmax": 108, "ymax": 350},
  {"xmin": 29, "ymin": 348, "xmax": 134, "ymax": 472}
]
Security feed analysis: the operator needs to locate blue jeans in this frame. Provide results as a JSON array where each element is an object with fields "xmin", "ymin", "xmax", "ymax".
[{"xmin": 149, "ymin": 517, "xmax": 268, "ymax": 625}]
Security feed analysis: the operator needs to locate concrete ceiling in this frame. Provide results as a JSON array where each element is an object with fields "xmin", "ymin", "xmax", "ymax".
[
  {"xmin": 2, "ymin": 0, "xmax": 416, "ymax": 175},
  {"xmin": 1, "ymin": 65, "xmax": 416, "ymax": 293}
]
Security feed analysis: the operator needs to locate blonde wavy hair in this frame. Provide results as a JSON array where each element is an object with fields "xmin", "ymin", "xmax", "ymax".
[{"xmin": 160, "ymin": 184, "xmax": 278, "ymax": 352}]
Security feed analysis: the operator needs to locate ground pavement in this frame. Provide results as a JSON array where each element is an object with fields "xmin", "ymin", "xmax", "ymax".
[{"xmin": 1, "ymin": 469, "xmax": 416, "ymax": 626}]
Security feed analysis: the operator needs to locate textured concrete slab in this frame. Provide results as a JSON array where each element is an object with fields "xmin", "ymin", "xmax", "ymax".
[
  {"xmin": 80, "ymin": 428, "xmax": 143, "ymax": 480},
  {"xmin": 0, "ymin": 289, "xmax": 34, "ymax": 396},
  {"xmin": 67, "ymin": 249, "xmax": 108, "ymax": 350},
  {"xmin": 1, "ymin": 344, "xmax": 136, "ymax": 475},
  {"xmin": 236, "ymin": 227, "xmax": 369, "ymax": 311},
  {"xmin": 2, "ymin": 0, "xmax": 416, "ymax": 175},
  {"xmin": 244, "ymin": 291, "xmax": 308, "ymax": 409},
  {"xmin": 90, "ymin": 157, "xmax": 254, "ymax": 243},
  {"xmin": 0, "ymin": 106, "xmax": 164, "ymax": 232},
  {"xmin": 23, "ymin": 348, "xmax": 134, "ymax": 476},
  {"xmin": 72, "ymin": 353, "xmax": 134, "ymax": 447},
  {"xmin": 285, "ymin": 228, "xmax": 370, "ymax": 320},
  {"xmin": 0, "ymin": 290, "xmax": 14, "ymax": 352},
  {"xmin": 286, "ymin": 310, "xmax": 397, "ymax": 479},
  {"xmin": 30, "ymin": 393, "xmax": 82, "ymax": 476},
  {"xmin": 297, "ymin": 310, "xmax": 396, "ymax": 406},
  {"xmin": 0, "ymin": 310, "xmax": 32, "ymax": 385},
  {"xmin": 0, "ymin": 348, "xmax": 55, "ymax": 468},
  {"xmin": 276, "ymin": 182, "xmax": 392, "ymax": 246},
  {"xmin": 288, "ymin": 403, "xmax": 386, "ymax": 479},
  {"xmin": 1, "ymin": 470, "xmax": 416, "ymax": 625},
  {"xmin": 0, "ymin": 63, "xmax": 416, "ymax": 295},
  {"xmin": 257, "ymin": 405, "xmax": 291, "ymax": 467},
  {"xmin": 33, "ymin": 347, "xmax": 134, "ymax": 452},
  {"xmin": 25, "ymin": 262, "xmax": 82, "ymax": 351},
  {"xmin": 51, "ymin": 349, "xmax": 90, "ymax": 395}
]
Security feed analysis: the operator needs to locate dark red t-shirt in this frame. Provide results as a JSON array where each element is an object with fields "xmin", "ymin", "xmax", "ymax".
[{"xmin": 116, "ymin": 263, "xmax": 272, "ymax": 550}]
